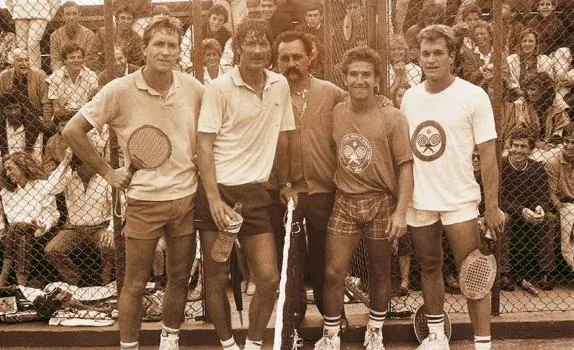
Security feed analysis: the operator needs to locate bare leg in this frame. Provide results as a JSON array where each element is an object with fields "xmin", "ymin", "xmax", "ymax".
[{"xmin": 365, "ymin": 238, "xmax": 394, "ymax": 312}]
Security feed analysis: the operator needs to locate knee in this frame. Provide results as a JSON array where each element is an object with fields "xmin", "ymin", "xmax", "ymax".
[
  {"xmin": 256, "ymin": 269, "xmax": 279, "ymax": 293},
  {"xmin": 203, "ymin": 268, "xmax": 230, "ymax": 292},
  {"xmin": 418, "ymin": 254, "xmax": 443, "ymax": 275},
  {"xmin": 324, "ymin": 265, "xmax": 345, "ymax": 286},
  {"xmin": 122, "ymin": 278, "xmax": 148, "ymax": 299},
  {"xmin": 44, "ymin": 242, "xmax": 64, "ymax": 261}
]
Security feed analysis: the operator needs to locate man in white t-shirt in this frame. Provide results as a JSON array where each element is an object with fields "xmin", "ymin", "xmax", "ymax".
[
  {"xmin": 195, "ymin": 18, "xmax": 295, "ymax": 350},
  {"xmin": 401, "ymin": 24, "xmax": 505, "ymax": 350}
]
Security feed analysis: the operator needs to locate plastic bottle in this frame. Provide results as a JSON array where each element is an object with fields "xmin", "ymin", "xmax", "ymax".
[{"xmin": 211, "ymin": 202, "xmax": 243, "ymax": 263}]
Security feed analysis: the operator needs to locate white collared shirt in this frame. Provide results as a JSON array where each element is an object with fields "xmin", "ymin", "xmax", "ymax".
[
  {"xmin": 46, "ymin": 65, "xmax": 99, "ymax": 110},
  {"xmin": 6, "ymin": 122, "xmax": 43, "ymax": 163}
]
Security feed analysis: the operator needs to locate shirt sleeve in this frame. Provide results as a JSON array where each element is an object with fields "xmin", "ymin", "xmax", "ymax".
[
  {"xmin": 78, "ymin": 80, "xmax": 120, "ymax": 134},
  {"xmin": 545, "ymin": 157, "xmax": 560, "ymax": 196},
  {"xmin": 390, "ymin": 110, "xmax": 414, "ymax": 166},
  {"xmin": 471, "ymin": 87, "xmax": 497, "ymax": 145},
  {"xmin": 197, "ymin": 82, "xmax": 225, "ymax": 133}
]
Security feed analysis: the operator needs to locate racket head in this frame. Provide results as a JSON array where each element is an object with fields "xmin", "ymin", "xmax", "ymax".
[
  {"xmin": 127, "ymin": 125, "xmax": 172, "ymax": 170},
  {"xmin": 413, "ymin": 305, "xmax": 452, "ymax": 342},
  {"xmin": 459, "ymin": 248, "xmax": 497, "ymax": 300}
]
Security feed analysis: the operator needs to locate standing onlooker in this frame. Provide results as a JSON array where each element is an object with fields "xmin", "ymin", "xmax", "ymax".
[
  {"xmin": 258, "ymin": 0, "xmax": 293, "ymax": 40},
  {"xmin": 201, "ymin": 38, "xmax": 226, "ymax": 85},
  {"xmin": 526, "ymin": 0, "xmax": 568, "ymax": 56},
  {"xmin": 86, "ymin": 4, "xmax": 143, "ymax": 73},
  {"xmin": 388, "ymin": 34, "xmax": 422, "ymax": 94},
  {"xmin": 6, "ymin": 0, "xmax": 59, "ymax": 69},
  {"xmin": 458, "ymin": 2, "xmax": 481, "ymax": 49},
  {"xmin": 196, "ymin": 18, "xmax": 294, "ymax": 350},
  {"xmin": 49, "ymin": 1, "xmax": 95, "ymax": 72},
  {"xmin": 501, "ymin": 0, "xmax": 524, "ymax": 54},
  {"xmin": 213, "ymin": 0, "xmax": 248, "ymax": 33},
  {"xmin": 293, "ymin": 0, "xmax": 324, "ymax": 44}
]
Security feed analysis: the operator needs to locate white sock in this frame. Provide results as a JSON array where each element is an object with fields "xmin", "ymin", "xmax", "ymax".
[
  {"xmin": 120, "ymin": 341, "xmax": 139, "ymax": 350},
  {"xmin": 426, "ymin": 313, "xmax": 446, "ymax": 340},
  {"xmin": 221, "ymin": 336, "xmax": 240, "ymax": 350},
  {"xmin": 474, "ymin": 335, "xmax": 492, "ymax": 349},
  {"xmin": 368, "ymin": 309, "xmax": 387, "ymax": 335},
  {"xmin": 244, "ymin": 338, "xmax": 263, "ymax": 350},
  {"xmin": 161, "ymin": 324, "xmax": 180, "ymax": 341},
  {"xmin": 323, "ymin": 314, "xmax": 341, "ymax": 338}
]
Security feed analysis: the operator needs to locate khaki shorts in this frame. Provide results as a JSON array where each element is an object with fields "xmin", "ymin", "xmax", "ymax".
[
  {"xmin": 124, "ymin": 193, "xmax": 196, "ymax": 240},
  {"xmin": 327, "ymin": 191, "xmax": 396, "ymax": 240}
]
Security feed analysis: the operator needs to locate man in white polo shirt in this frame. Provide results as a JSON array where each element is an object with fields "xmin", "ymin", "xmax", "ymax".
[
  {"xmin": 401, "ymin": 25, "xmax": 505, "ymax": 350},
  {"xmin": 196, "ymin": 18, "xmax": 295, "ymax": 350},
  {"xmin": 62, "ymin": 17, "xmax": 204, "ymax": 350}
]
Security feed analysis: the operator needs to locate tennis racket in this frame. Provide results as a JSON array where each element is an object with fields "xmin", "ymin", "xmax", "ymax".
[
  {"xmin": 459, "ymin": 228, "xmax": 497, "ymax": 300},
  {"xmin": 413, "ymin": 305, "xmax": 452, "ymax": 342},
  {"xmin": 127, "ymin": 125, "xmax": 172, "ymax": 172}
]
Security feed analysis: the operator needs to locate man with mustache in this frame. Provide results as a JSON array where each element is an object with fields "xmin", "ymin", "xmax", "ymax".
[
  {"xmin": 271, "ymin": 30, "xmax": 346, "ymax": 336},
  {"xmin": 196, "ymin": 18, "xmax": 294, "ymax": 350}
]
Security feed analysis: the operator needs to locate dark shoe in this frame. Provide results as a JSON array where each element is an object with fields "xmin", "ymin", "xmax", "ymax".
[
  {"xmin": 521, "ymin": 279, "xmax": 539, "ymax": 296},
  {"xmin": 392, "ymin": 286, "xmax": 409, "ymax": 297},
  {"xmin": 500, "ymin": 275, "xmax": 516, "ymax": 291},
  {"xmin": 539, "ymin": 274, "xmax": 554, "ymax": 291}
]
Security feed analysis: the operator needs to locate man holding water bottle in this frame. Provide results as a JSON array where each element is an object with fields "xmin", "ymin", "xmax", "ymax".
[{"xmin": 195, "ymin": 18, "xmax": 295, "ymax": 350}]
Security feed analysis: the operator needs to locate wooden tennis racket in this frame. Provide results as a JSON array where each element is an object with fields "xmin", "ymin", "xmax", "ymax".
[
  {"xmin": 459, "ymin": 228, "xmax": 497, "ymax": 300},
  {"xmin": 127, "ymin": 125, "xmax": 172, "ymax": 172},
  {"xmin": 413, "ymin": 305, "xmax": 452, "ymax": 342}
]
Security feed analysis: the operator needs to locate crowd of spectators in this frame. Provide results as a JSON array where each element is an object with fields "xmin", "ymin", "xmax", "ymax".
[{"xmin": 0, "ymin": 0, "xmax": 571, "ymax": 302}]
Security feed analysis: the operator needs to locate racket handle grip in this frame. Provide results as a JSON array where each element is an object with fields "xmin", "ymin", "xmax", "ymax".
[{"xmin": 211, "ymin": 203, "xmax": 243, "ymax": 263}]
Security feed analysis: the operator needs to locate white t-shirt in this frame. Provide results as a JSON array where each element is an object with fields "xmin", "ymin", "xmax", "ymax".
[
  {"xmin": 401, "ymin": 77, "xmax": 496, "ymax": 211},
  {"xmin": 198, "ymin": 67, "xmax": 295, "ymax": 186}
]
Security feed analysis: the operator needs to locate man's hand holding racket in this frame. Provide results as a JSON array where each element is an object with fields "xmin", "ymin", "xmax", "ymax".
[
  {"xmin": 484, "ymin": 206, "xmax": 505, "ymax": 241},
  {"xmin": 103, "ymin": 166, "xmax": 133, "ymax": 190},
  {"xmin": 208, "ymin": 197, "xmax": 237, "ymax": 232}
]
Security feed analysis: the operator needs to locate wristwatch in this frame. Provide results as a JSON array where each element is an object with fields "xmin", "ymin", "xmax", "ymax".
[{"xmin": 280, "ymin": 182, "xmax": 293, "ymax": 189}]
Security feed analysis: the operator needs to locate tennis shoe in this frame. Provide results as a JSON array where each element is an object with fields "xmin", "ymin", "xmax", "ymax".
[
  {"xmin": 363, "ymin": 326, "xmax": 385, "ymax": 349},
  {"xmin": 159, "ymin": 331, "xmax": 179, "ymax": 350},
  {"xmin": 416, "ymin": 333, "xmax": 450, "ymax": 350},
  {"xmin": 313, "ymin": 331, "xmax": 340, "ymax": 350},
  {"xmin": 293, "ymin": 329, "xmax": 304, "ymax": 349}
]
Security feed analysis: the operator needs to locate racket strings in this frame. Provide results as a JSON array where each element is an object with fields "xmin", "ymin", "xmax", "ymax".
[{"xmin": 128, "ymin": 126, "xmax": 172, "ymax": 169}]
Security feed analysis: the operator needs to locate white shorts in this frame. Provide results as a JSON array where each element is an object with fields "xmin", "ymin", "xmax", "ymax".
[{"xmin": 406, "ymin": 201, "xmax": 479, "ymax": 227}]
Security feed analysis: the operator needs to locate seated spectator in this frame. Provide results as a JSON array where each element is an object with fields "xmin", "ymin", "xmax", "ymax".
[
  {"xmin": 502, "ymin": 72, "xmax": 569, "ymax": 151},
  {"xmin": 451, "ymin": 22, "xmax": 483, "ymax": 85},
  {"xmin": 97, "ymin": 46, "xmax": 139, "ymax": 88},
  {"xmin": 132, "ymin": 4, "xmax": 171, "ymax": 38},
  {"xmin": 49, "ymin": 1, "xmax": 95, "ymax": 72},
  {"xmin": 0, "ymin": 152, "xmax": 60, "ymax": 286},
  {"xmin": 405, "ymin": 3, "xmax": 445, "ymax": 56},
  {"xmin": 546, "ymin": 127, "xmax": 574, "ymax": 271},
  {"xmin": 500, "ymin": 129, "xmax": 556, "ymax": 292},
  {"xmin": 526, "ymin": 0, "xmax": 568, "ymax": 57},
  {"xmin": 45, "ymin": 43, "xmax": 98, "ymax": 127},
  {"xmin": 201, "ymin": 38, "xmax": 226, "ymax": 85},
  {"xmin": 471, "ymin": 20, "xmax": 510, "ymax": 96},
  {"xmin": 507, "ymin": 28, "xmax": 554, "ymax": 101},
  {"xmin": 258, "ymin": 0, "xmax": 293, "ymax": 40},
  {"xmin": 0, "ymin": 9, "xmax": 16, "ymax": 72},
  {"xmin": 0, "ymin": 94, "xmax": 43, "ymax": 162},
  {"xmin": 86, "ymin": 4, "xmax": 143, "ymax": 72},
  {"xmin": 44, "ymin": 148, "xmax": 114, "ymax": 286},
  {"xmin": 0, "ymin": 48, "xmax": 48, "ymax": 122},
  {"xmin": 294, "ymin": 0, "xmax": 324, "ymax": 43},
  {"xmin": 501, "ymin": 0, "xmax": 525, "ymax": 54},
  {"xmin": 388, "ymin": 34, "xmax": 422, "ymax": 94},
  {"xmin": 458, "ymin": 2, "xmax": 481, "ymax": 49}
]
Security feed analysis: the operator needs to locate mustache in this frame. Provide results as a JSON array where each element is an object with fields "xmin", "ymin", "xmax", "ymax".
[{"xmin": 285, "ymin": 67, "xmax": 302, "ymax": 77}]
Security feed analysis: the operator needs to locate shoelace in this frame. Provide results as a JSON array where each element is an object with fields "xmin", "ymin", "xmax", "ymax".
[
  {"xmin": 292, "ymin": 329, "xmax": 304, "ymax": 349},
  {"xmin": 315, "ymin": 335, "xmax": 336, "ymax": 350},
  {"xmin": 364, "ymin": 328, "xmax": 384, "ymax": 349}
]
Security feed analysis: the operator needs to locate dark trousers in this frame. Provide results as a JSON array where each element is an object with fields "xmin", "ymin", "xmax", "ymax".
[{"xmin": 269, "ymin": 190, "xmax": 335, "ymax": 321}]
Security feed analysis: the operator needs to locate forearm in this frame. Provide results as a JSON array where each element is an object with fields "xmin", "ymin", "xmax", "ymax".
[
  {"xmin": 479, "ymin": 143, "xmax": 500, "ymax": 210},
  {"xmin": 395, "ymin": 161, "xmax": 413, "ymax": 214},
  {"xmin": 196, "ymin": 132, "xmax": 221, "ymax": 201},
  {"xmin": 550, "ymin": 192, "xmax": 564, "ymax": 211},
  {"xmin": 276, "ymin": 131, "xmax": 291, "ymax": 186}
]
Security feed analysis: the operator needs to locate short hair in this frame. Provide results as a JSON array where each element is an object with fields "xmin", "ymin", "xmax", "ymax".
[
  {"xmin": 508, "ymin": 128, "xmax": 535, "ymax": 149},
  {"xmin": 305, "ymin": 0, "xmax": 324, "ymax": 15},
  {"xmin": 460, "ymin": 2, "xmax": 482, "ymax": 21},
  {"xmin": 538, "ymin": 0, "xmax": 557, "ymax": 6},
  {"xmin": 389, "ymin": 34, "xmax": 408, "ymax": 56},
  {"xmin": 523, "ymin": 71, "xmax": 556, "ymax": 106},
  {"xmin": 472, "ymin": 20, "xmax": 493, "ymax": 41},
  {"xmin": 61, "ymin": 42, "xmax": 84, "ymax": 60},
  {"xmin": 231, "ymin": 18, "xmax": 273, "ymax": 58},
  {"xmin": 151, "ymin": 4, "xmax": 171, "ymax": 17},
  {"xmin": 273, "ymin": 30, "xmax": 314, "ymax": 60},
  {"xmin": 341, "ymin": 46, "xmax": 382, "ymax": 78},
  {"xmin": 517, "ymin": 28, "xmax": 540, "ymax": 55},
  {"xmin": 142, "ymin": 16, "xmax": 183, "ymax": 47},
  {"xmin": 258, "ymin": 0, "xmax": 277, "ymax": 5},
  {"xmin": 114, "ymin": 4, "xmax": 136, "ymax": 19},
  {"xmin": 418, "ymin": 24, "xmax": 457, "ymax": 54},
  {"xmin": 202, "ymin": 38, "xmax": 223, "ymax": 56},
  {"xmin": 209, "ymin": 4, "xmax": 229, "ymax": 23},
  {"xmin": 60, "ymin": 1, "xmax": 79, "ymax": 12}
]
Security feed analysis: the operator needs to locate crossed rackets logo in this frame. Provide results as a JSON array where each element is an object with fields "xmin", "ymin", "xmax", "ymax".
[
  {"xmin": 339, "ymin": 133, "xmax": 373, "ymax": 174},
  {"xmin": 410, "ymin": 120, "xmax": 446, "ymax": 162}
]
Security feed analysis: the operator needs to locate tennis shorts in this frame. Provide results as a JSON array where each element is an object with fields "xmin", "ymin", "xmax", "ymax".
[
  {"xmin": 124, "ymin": 193, "xmax": 196, "ymax": 239},
  {"xmin": 194, "ymin": 181, "xmax": 273, "ymax": 235},
  {"xmin": 406, "ymin": 201, "xmax": 479, "ymax": 227},
  {"xmin": 327, "ymin": 191, "xmax": 396, "ymax": 240}
]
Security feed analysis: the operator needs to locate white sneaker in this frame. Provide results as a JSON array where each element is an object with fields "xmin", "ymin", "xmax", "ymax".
[
  {"xmin": 313, "ymin": 331, "xmax": 340, "ymax": 350},
  {"xmin": 159, "ymin": 332, "xmax": 179, "ymax": 350},
  {"xmin": 416, "ymin": 333, "xmax": 450, "ymax": 350},
  {"xmin": 363, "ymin": 326, "xmax": 385, "ymax": 350}
]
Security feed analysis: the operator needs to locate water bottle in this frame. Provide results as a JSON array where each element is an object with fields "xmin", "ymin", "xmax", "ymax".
[{"xmin": 211, "ymin": 202, "xmax": 243, "ymax": 263}]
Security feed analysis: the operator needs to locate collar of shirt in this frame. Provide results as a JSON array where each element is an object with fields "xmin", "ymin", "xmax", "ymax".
[
  {"xmin": 230, "ymin": 66, "xmax": 280, "ymax": 92},
  {"xmin": 473, "ymin": 46, "xmax": 491, "ymax": 63},
  {"xmin": 134, "ymin": 68, "xmax": 181, "ymax": 97},
  {"xmin": 62, "ymin": 65, "xmax": 91, "ymax": 82}
]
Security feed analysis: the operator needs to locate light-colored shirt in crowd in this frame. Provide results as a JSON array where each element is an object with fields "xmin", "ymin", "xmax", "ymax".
[
  {"xmin": 401, "ymin": 77, "xmax": 497, "ymax": 211},
  {"xmin": 80, "ymin": 68, "xmax": 204, "ymax": 201},
  {"xmin": 49, "ymin": 25, "xmax": 95, "ymax": 71},
  {"xmin": 6, "ymin": 123, "xmax": 43, "ymax": 163},
  {"xmin": 546, "ymin": 152, "xmax": 574, "ymax": 201},
  {"xmin": 46, "ymin": 66, "xmax": 99, "ymax": 110},
  {"xmin": 389, "ymin": 63, "xmax": 422, "ymax": 88},
  {"xmin": 198, "ymin": 66, "xmax": 295, "ymax": 186}
]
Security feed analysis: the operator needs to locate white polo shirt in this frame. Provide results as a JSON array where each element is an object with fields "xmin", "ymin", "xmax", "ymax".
[
  {"xmin": 401, "ymin": 78, "xmax": 497, "ymax": 211},
  {"xmin": 80, "ymin": 68, "xmax": 204, "ymax": 201},
  {"xmin": 198, "ymin": 66, "xmax": 295, "ymax": 186}
]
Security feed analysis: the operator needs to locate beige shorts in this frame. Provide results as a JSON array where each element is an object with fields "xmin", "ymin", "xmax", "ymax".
[
  {"xmin": 406, "ymin": 201, "xmax": 479, "ymax": 227},
  {"xmin": 124, "ymin": 193, "xmax": 196, "ymax": 240}
]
